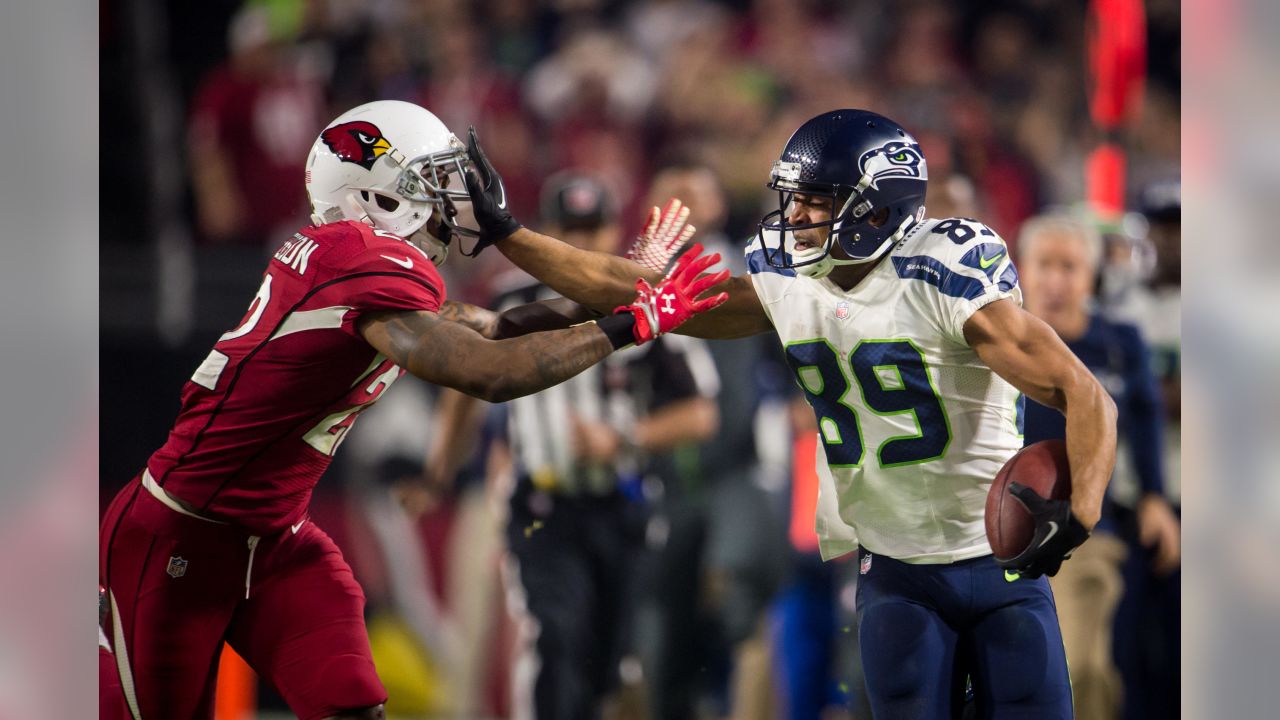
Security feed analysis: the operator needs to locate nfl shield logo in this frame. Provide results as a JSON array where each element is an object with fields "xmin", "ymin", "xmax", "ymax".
[
  {"xmin": 835, "ymin": 301, "xmax": 850, "ymax": 320},
  {"xmin": 860, "ymin": 553, "xmax": 873, "ymax": 575},
  {"xmin": 166, "ymin": 556, "xmax": 188, "ymax": 579}
]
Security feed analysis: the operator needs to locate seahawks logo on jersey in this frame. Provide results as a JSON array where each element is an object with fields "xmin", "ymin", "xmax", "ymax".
[{"xmin": 858, "ymin": 141, "xmax": 926, "ymax": 190}]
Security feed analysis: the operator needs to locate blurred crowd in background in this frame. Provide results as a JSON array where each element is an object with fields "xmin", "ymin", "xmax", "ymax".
[
  {"xmin": 100, "ymin": 0, "xmax": 1181, "ymax": 718},
  {"xmin": 101, "ymin": 0, "xmax": 1180, "ymax": 314}
]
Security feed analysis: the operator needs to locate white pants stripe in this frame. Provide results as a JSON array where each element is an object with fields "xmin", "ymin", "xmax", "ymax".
[{"xmin": 109, "ymin": 589, "xmax": 143, "ymax": 720}]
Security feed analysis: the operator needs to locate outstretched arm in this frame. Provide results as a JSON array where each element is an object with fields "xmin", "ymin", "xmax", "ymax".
[
  {"xmin": 363, "ymin": 244, "xmax": 732, "ymax": 400},
  {"xmin": 463, "ymin": 127, "xmax": 772, "ymax": 339},
  {"xmin": 964, "ymin": 298, "xmax": 1118, "ymax": 529},
  {"xmin": 438, "ymin": 298, "xmax": 596, "ymax": 339},
  {"xmin": 497, "ymin": 228, "xmax": 772, "ymax": 339},
  {"xmin": 360, "ymin": 309, "xmax": 617, "ymax": 403},
  {"xmin": 498, "ymin": 227, "xmax": 659, "ymax": 312}
]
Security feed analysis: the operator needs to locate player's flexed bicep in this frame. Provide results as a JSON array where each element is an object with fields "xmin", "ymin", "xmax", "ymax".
[
  {"xmin": 901, "ymin": 218, "xmax": 1118, "ymax": 530},
  {"xmin": 964, "ymin": 298, "xmax": 1117, "ymax": 534}
]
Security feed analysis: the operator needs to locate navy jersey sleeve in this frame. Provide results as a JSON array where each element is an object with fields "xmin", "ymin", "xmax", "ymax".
[{"xmin": 1116, "ymin": 323, "xmax": 1166, "ymax": 496}]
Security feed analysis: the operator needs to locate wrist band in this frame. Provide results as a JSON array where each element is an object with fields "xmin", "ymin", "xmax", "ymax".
[{"xmin": 596, "ymin": 314, "xmax": 636, "ymax": 350}]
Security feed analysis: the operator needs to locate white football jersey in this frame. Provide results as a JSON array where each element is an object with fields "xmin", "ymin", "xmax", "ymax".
[{"xmin": 748, "ymin": 217, "xmax": 1025, "ymax": 564}]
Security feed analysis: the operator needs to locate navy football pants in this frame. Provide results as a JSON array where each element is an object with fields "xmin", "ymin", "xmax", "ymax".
[{"xmin": 855, "ymin": 548, "xmax": 1073, "ymax": 720}]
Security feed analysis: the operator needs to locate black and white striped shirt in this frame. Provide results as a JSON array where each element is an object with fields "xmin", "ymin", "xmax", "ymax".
[{"xmin": 495, "ymin": 279, "xmax": 720, "ymax": 495}]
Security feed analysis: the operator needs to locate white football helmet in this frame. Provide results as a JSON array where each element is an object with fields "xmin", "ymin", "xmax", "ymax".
[{"xmin": 305, "ymin": 100, "xmax": 471, "ymax": 264}]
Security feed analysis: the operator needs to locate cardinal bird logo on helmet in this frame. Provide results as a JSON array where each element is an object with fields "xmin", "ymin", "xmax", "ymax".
[{"xmin": 321, "ymin": 121, "xmax": 392, "ymax": 170}]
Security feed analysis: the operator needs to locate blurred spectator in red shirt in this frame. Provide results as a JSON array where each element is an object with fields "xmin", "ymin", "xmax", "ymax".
[
  {"xmin": 948, "ymin": 91, "xmax": 1040, "ymax": 241},
  {"xmin": 419, "ymin": 21, "xmax": 538, "ymax": 225},
  {"xmin": 525, "ymin": 28, "xmax": 658, "ymax": 226},
  {"xmin": 409, "ymin": 10, "xmax": 540, "ymax": 304},
  {"xmin": 188, "ymin": 4, "xmax": 323, "ymax": 246}
]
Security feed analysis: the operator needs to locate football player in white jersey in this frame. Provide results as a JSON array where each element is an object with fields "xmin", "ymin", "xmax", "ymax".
[{"xmin": 460, "ymin": 110, "xmax": 1116, "ymax": 719}]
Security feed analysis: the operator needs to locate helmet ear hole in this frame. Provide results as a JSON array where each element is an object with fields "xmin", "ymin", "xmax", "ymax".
[
  {"xmin": 360, "ymin": 190, "xmax": 370, "ymax": 201},
  {"xmin": 374, "ymin": 193, "xmax": 400, "ymax": 212}
]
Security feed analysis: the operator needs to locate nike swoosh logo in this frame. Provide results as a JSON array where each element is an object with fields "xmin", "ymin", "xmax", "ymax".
[
  {"xmin": 1038, "ymin": 520, "xmax": 1059, "ymax": 548},
  {"xmin": 291, "ymin": 519, "xmax": 306, "ymax": 534},
  {"xmin": 380, "ymin": 254, "xmax": 414, "ymax": 270},
  {"xmin": 496, "ymin": 179, "xmax": 507, "ymax": 210},
  {"xmin": 979, "ymin": 252, "xmax": 1005, "ymax": 269},
  {"xmin": 1004, "ymin": 569, "xmax": 1020, "ymax": 583}
]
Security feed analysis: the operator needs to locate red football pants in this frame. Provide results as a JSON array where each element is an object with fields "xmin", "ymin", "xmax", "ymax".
[{"xmin": 99, "ymin": 477, "xmax": 386, "ymax": 720}]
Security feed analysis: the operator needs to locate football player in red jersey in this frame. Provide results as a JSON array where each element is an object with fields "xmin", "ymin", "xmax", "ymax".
[{"xmin": 99, "ymin": 100, "xmax": 728, "ymax": 720}]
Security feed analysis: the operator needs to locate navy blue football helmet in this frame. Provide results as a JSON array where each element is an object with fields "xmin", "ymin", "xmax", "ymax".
[{"xmin": 758, "ymin": 109, "xmax": 928, "ymax": 277}]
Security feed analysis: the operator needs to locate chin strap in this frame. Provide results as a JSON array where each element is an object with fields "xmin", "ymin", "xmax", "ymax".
[
  {"xmin": 794, "ymin": 255, "xmax": 834, "ymax": 279},
  {"xmin": 409, "ymin": 225, "xmax": 450, "ymax": 266},
  {"xmin": 791, "ymin": 233, "xmax": 884, "ymax": 279},
  {"xmin": 792, "ymin": 218, "xmax": 914, "ymax": 279}
]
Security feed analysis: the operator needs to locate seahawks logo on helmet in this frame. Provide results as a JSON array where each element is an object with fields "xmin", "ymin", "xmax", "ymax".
[{"xmin": 858, "ymin": 141, "xmax": 926, "ymax": 190}]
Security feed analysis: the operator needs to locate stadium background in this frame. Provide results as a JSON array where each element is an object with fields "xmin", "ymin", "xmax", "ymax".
[{"xmin": 99, "ymin": 0, "xmax": 1181, "ymax": 718}]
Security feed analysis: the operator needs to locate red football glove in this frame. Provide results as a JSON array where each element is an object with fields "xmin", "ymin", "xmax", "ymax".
[
  {"xmin": 624, "ymin": 198, "xmax": 696, "ymax": 273},
  {"xmin": 615, "ymin": 242, "xmax": 729, "ymax": 345}
]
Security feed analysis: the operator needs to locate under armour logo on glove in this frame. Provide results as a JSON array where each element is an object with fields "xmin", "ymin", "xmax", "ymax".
[
  {"xmin": 624, "ymin": 199, "xmax": 696, "ymax": 273},
  {"xmin": 615, "ymin": 243, "xmax": 729, "ymax": 345}
]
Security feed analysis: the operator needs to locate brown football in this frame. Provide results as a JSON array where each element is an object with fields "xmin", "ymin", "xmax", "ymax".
[{"xmin": 985, "ymin": 439, "xmax": 1072, "ymax": 561}]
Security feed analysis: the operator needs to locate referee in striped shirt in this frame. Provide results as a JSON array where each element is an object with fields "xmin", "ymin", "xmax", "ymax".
[{"xmin": 496, "ymin": 172, "xmax": 721, "ymax": 719}]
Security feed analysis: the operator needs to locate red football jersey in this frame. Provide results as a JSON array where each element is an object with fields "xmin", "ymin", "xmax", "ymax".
[{"xmin": 147, "ymin": 220, "xmax": 445, "ymax": 534}]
